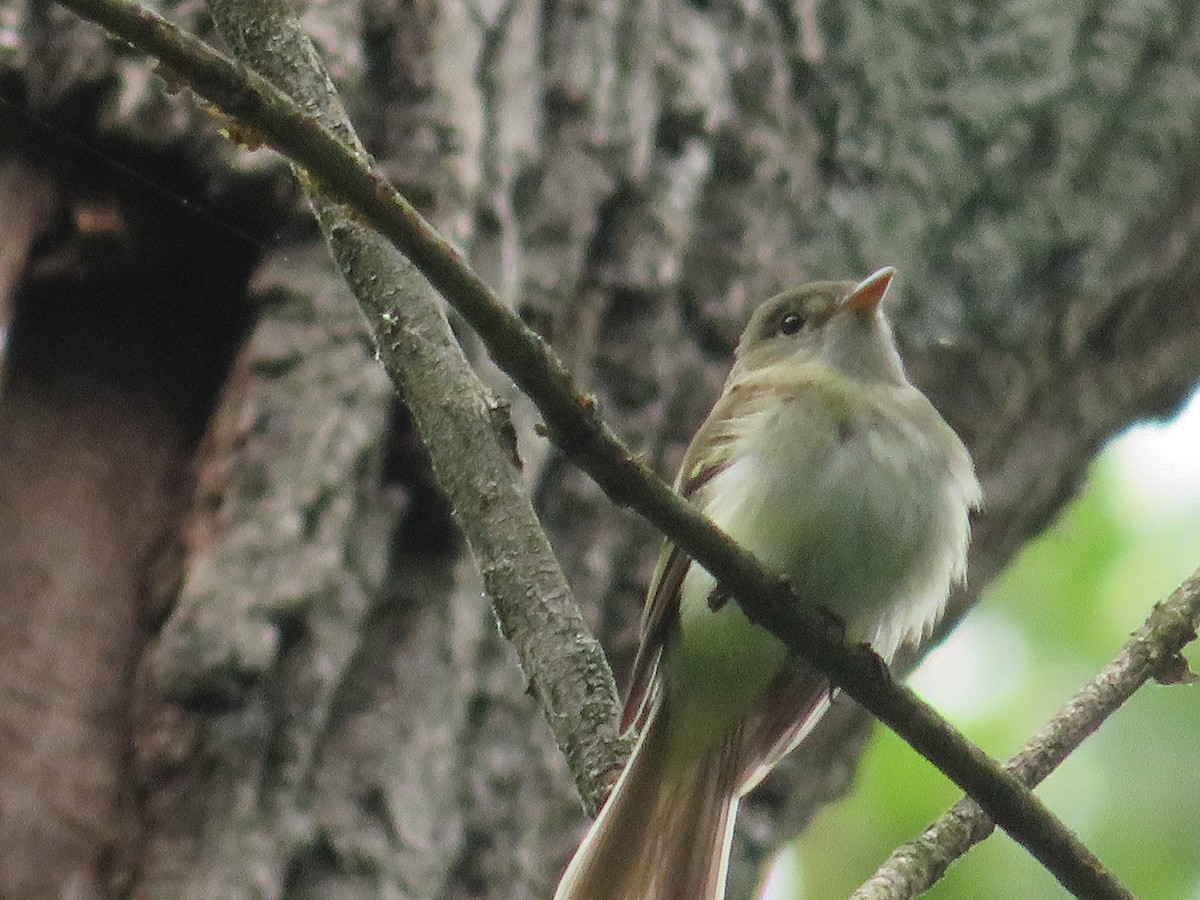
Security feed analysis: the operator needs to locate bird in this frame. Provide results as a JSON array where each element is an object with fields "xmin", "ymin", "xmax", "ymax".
[{"xmin": 552, "ymin": 267, "xmax": 982, "ymax": 900}]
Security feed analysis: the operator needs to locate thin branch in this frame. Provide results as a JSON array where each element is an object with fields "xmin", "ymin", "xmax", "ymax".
[
  {"xmin": 52, "ymin": 2, "xmax": 1132, "ymax": 896},
  {"xmin": 852, "ymin": 566, "xmax": 1200, "ymax": 900},
  {"xmin": 218, "ymin": 0, "xmax": 628, "ymax": 812}
]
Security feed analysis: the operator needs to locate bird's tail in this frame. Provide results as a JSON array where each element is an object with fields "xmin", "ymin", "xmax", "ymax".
[{"xmin": 553, "ymin": 698, "xmax": 741, "ymax": 900}]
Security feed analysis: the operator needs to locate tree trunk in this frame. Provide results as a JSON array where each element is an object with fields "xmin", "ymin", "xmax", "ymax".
[{"xmin": 0, "ymin": 0, "xmax": 1197, "ymax": 898}]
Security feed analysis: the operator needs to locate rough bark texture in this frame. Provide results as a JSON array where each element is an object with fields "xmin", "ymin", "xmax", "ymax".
[{"xmin": 0, "ymin": 1, "xmax": 1198, "ymax": 899}]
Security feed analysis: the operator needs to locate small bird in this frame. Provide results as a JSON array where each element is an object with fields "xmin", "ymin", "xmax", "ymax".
[{"xmin": 553, "ymin": 267, "xmax": 982, "ymax": 900}]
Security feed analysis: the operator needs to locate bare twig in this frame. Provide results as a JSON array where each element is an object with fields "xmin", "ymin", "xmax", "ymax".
[
  {"xmin": 223, "ymin": 0, "xmax": 627, "ymax": 812},
  {"xmin": 853, "ymin": 568, "xmax": 1200, "ymax": 900},
  {"xmin": 52, "ymin": 2, "xmax": 1134, "ymax": 896}
]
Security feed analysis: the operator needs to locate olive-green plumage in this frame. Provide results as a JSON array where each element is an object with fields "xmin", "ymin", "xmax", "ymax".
[{"xmin": 554, "ymin": 268, "xmax": 981, "ymax": 900}]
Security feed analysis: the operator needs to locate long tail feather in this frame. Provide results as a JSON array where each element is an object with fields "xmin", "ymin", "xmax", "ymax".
[{"xmin": 554, "ymin": 699, "xmax": 740, "ymax": 900}]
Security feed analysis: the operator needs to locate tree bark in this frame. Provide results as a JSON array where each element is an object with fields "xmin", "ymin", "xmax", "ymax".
[{"xmin": 0, "ymin": 1, "xmax": 1198, "ymax": 899}]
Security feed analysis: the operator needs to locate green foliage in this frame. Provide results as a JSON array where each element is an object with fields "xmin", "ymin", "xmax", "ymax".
[{"xmin": 778, "ymin": 426, "xmax": 1200, "ymax": 899}]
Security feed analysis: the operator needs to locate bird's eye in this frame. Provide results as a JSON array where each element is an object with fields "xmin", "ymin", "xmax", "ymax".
[{"xmin": 779, "ymin": 312, "xmax": 805, "ymax": 335}]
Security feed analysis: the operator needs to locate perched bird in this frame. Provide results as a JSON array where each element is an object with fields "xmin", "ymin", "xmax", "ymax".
[{"xmin": 553, "ymin": 267, "xmax": 981, "ymax": 900}]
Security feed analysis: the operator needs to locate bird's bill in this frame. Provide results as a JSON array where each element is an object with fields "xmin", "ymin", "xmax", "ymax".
[{"xmin": 845, "ymin": 266, "xmax": 896, "ymax": 315}]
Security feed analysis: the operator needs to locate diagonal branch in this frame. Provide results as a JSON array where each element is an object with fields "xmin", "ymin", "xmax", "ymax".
[
  {"xmin": 852, "ymin": 566, "xmax": 1200, "ymax": 900},
  {"xmin": 166, "ymin": 0, "xmax": 626, "ymax": 814},
  {"xmin": 52, "ymin": 1, "xmax": 1133, "ymax": 896}
]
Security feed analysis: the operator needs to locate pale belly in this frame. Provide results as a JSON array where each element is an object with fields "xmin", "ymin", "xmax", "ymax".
[
  {"xmin": 663, "ymin": 384, "xmax": 973, "ymax": 754},
  {"xmin": 720, "ymin": 411, "xmax": 956, "ymax": 632}
]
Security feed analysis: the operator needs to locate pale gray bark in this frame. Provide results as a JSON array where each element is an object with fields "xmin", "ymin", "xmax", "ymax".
[{"xmin": 0, "ymin": 1, "xmax": 1197, "ymax": 899}]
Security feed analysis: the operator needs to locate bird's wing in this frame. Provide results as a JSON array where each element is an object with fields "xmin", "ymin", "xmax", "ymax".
[
  {"xmin": 733, "ymin": 663, "xmax": 831, "ymax": 794},
  {"xmin": 619, "ymin": 379, "xmax": 777, "ymax": 732}
]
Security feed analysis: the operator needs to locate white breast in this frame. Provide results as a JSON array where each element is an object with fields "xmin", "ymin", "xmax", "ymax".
[{"xmin": 698, "ymin": 381, "xmax": 978, "ymax": 663}]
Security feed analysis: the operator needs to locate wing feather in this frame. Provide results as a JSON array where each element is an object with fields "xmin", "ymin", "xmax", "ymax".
[{"xmin": 620, "ymin": 380, "xmax": 778, "ymax": 732}]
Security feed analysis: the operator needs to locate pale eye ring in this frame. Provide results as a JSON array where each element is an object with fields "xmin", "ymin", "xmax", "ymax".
[{"xmin": 779, "ymin": 312, "xmax": 805, "ymax": 335}]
